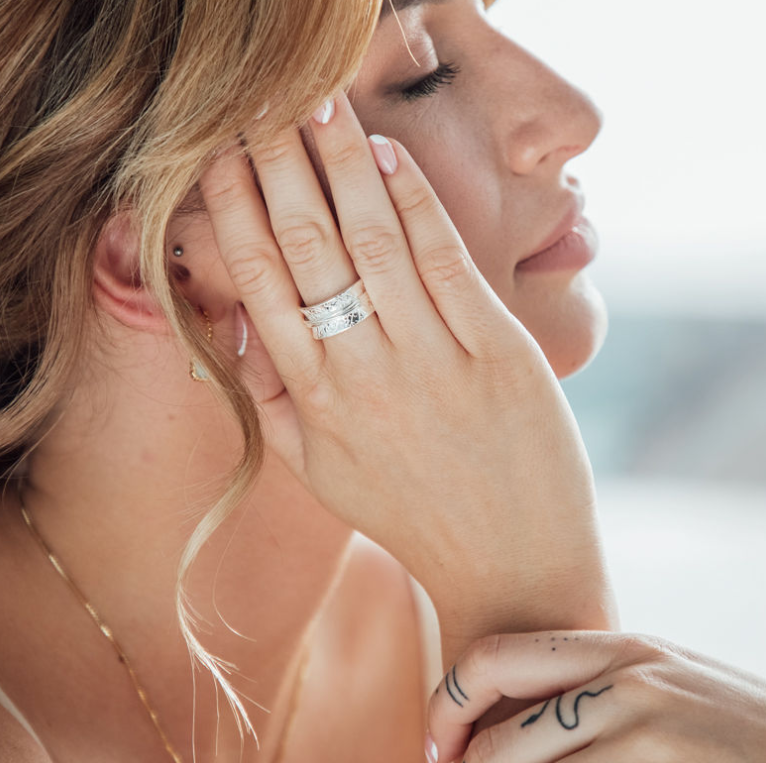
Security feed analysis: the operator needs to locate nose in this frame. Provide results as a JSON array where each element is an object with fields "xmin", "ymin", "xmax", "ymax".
[{"xmin": 490, "ymin": 37, "xmax": 603, "ymax": 178}]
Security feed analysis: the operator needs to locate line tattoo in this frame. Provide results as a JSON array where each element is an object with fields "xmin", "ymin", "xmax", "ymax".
[
  {"xmin": 520, "ymin": 685, "xmax": 614, "ymax": 730},
  {"xmin": 445, "ymin": 671, "xmax": 464, "ymax": 708},
  {"xmin": 452, "ymin": 665, "xmax": 469, "ymax": 702}
]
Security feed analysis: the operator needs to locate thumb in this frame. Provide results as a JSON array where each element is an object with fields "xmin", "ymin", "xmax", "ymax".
[{"xmin": 427, "ymin": 630, "xmax": 640, "ymax": 763}]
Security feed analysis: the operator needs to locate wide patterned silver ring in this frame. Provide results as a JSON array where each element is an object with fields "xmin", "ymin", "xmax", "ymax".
[{"xmin": 299, "ymin": 279, "xmax": 376, "ymax": 340}]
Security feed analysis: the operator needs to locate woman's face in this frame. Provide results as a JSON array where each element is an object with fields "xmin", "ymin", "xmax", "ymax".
[
  {"xmin": 173, "ymin": 0, "xmax": 607, "ymax": 380},
  {"xmin": 342, "ymin": 0, "xmax": 608, "ymax": 378}
]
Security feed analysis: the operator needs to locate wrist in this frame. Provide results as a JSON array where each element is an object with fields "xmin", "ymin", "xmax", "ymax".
[{"xmin": 411, "ymin": 537, "xmax": 618, "ymax": 668}]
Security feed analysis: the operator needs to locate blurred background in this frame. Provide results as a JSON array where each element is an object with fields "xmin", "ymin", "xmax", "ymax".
[{"xmin": 488, "ymin": 0, "xmax": 766, "ymax": 674}]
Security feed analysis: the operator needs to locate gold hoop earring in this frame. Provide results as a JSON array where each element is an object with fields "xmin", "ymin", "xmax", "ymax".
[{"xmin": 190, "ymin": 308, "xmax": 213, "ymax": 382}]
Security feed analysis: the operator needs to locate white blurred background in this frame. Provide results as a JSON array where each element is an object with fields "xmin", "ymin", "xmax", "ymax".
[{"xmin": 488, "ymin": 0, "xmax": 766, "ymax": 675}]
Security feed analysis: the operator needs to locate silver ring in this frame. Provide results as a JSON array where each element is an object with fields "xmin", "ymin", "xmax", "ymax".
[
  {"xmin": 299, "ymin": 279, "xmax": 376, "ymax": 340},
  {"xmin": 299, "ymin": 279, "xmax": 366, "ymax": 325}
]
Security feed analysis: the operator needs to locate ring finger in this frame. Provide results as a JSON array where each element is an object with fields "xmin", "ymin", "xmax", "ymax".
[{"xmin": 245, "ymin": 119, "xmax": 382, "ymax": 351}]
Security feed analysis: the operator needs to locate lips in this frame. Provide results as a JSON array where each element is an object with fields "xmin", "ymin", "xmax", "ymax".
[{"xmin": 518, "ymin": 195, "xmax": 586, "ymax": 266}]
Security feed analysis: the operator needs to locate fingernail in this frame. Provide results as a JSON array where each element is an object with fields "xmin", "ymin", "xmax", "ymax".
[
  {"xmin": 369, "ymin": 134, "xmax": 397, "ymax": 175},
  {"xmin": 425, "ymin": 731, "xmax": 438, "ymax": 763},
  {"xmin": 235, "ymin": 302, "xmax": 249, "ymax": 357},
  {"xmin": 312, "ymin": 97, "xmax": 335, "ymax": 125}
]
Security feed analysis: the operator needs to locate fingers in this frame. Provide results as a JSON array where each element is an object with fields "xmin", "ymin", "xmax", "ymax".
[
  {"xmin": 203, "ymin": 88, "xmax": 514, "ymax": 386},
  {"xmin": 245, "ymin": 125, "xmax": 358, "ymax": 308},
  {"xmin": 462, "ymin": 681, "xmax": 619, "ymax": 763},
  {"xmin": 427, "ymin": 631, "xmax": 641, "ymax": 763},
  {"xmin": 376, "ymin": 137, "xmax": 515, "ymax": 357},
  {"xmin": 305, "ymin": 91, "xmax": 451, "ymax": 348},
  {"xmin": 199, "ymin": 143, "xmax": 323, "ymax": 386}
]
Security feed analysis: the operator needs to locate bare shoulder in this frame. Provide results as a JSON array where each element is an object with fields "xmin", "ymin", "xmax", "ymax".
[
  {"xmin": 343, "ymin": 533, "xmax": 442, "ymax": 694},
  {"xmin": 0, "ymin": 704, "xmax": 50, "ymax": 763}
]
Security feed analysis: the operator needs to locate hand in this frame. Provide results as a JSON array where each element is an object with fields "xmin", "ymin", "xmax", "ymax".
[
  {"xmin": 198, "ymin": 90, "xmax": 609, "ymax": 645},
  {"xmin": 426, "ymin": 630, "xmax": 766, "ymax": 762}
]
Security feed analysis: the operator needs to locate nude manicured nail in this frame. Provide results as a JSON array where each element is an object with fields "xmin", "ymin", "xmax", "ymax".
[
  {"xmin": 312, "ymin": 97, "xmax": 335, "ymax": 124},
  {"xmin": 369, "ymin": 134, "xmax": 397, "ymax": 175},
  {"xmin": 235, "ymin": 302, "xmax": 249, "ymax": 357},
  {"xmin": 425, "ymin": 732, "xmax": 438, "ymax": 763}
]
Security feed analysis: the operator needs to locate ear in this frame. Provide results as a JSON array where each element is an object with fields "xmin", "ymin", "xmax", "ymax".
[{"xmin": 92, "ymin": 211, "xmax": 169, "ymax": 333}]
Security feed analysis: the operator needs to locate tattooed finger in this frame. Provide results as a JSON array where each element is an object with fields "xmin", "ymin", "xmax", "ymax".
[{"xmin": 426, "ymin": 631, "xmax": 639, "ymax": 763}]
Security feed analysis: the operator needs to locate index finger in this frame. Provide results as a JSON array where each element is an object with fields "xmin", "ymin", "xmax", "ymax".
[
  {"xmin": 427, "ymin": 631, "xmax": 651, "ymax": 763},
  {"xmin": 199, "ymin": 141, "xmax": 324, "ymax": 385}
]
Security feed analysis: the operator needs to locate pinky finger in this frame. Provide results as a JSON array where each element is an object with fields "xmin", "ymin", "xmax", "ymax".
[{"xmin": 375, "ymin": 137, "xmax": 516, "ymax": 358}]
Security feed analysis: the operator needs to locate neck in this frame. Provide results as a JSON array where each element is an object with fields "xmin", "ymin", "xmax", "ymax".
[{"xmin": 0, "ymin": 323, "xmax": 353, "ymax": 761}]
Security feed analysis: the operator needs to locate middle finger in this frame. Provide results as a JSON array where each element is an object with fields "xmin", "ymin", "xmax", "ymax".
[
  {"xmin": 246, "ymin": 120, "xmax": 383, "ymax": 354},
  {"xmin": 247, "ymin": 126, "xmax": 358, "ymax": 308}
]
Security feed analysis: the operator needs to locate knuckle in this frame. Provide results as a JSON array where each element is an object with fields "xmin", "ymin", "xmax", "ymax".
[
  {"xmin": 300, "ymin": 376, "xmax": 338, "ymax": 420},
  {"xmin": 275, "ymin": 217, "xmax": 333, "ymax": 267},
  {"xmin": 203, "ymin": 172, "xmax": 250, "ymax": 212},
  {"xmin": 397, "ymin": 186, "xmax": 438, "ymax": 219},
  {"xmin": 324, "ymin": 140, "xmax": 364, "ymax": 172},
  {"xmin": 251, "ymin": 136, "xmax": 294, "ymax": 168},
  {"xmin": 222, "ymin": 245, "xmax": 279, "ymax": 298},
  {"xmin": 467, "ymin": 633, "xmax": 503, "ymax": 681},
  {"xmin": 345, "ymin": 226, "xmax": 399, "ymax": 273},
  {"xmin": 616, "ymin": 633, "xmax": 672, "ymax": 667},
  {"xmin": 419, "ymin": 244, "xmax": 474, "ymax": 289},
  {"xmin": 613, "ymin": 662, "xmax": 669, "ymax": 709}
]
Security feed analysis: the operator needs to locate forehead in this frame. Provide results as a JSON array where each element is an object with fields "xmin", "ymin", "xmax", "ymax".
[
  {"xmin": 378, "ymin": 0, "xmax": 450, "ymax": 21},
  {"xmin": 378, "ymin": 0, "xmax": 494, "ymax": 22}
]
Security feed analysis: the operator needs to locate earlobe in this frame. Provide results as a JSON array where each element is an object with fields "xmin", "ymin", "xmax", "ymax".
[{"xmin": 92, "ymin": 211, "xmax": 169, "ymax": 333}]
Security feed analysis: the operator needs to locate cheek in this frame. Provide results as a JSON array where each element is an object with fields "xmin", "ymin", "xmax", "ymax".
[{"xmin": 395, "ymin": 121, "xmax": 511, "ymax": 282}]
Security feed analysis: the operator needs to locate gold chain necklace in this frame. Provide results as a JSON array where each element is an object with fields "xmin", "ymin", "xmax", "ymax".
[{"xmin": 18, "ymin": 491, "xmax": 310, "ymax": 763}]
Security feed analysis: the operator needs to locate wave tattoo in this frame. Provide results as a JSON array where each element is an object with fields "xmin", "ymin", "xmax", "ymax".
[
  {"xmin": 521, "ymin": 699, "xmax": 551, "ymax": 728},
  {"xmin": 521, "ymin": 685, "xmax": 614, "ymax": 730}
]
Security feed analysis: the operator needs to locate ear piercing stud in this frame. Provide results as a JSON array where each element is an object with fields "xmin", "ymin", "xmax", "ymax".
[{"xmin": 173, "ymin": 245, "xmax": 184, "ymax": 257}]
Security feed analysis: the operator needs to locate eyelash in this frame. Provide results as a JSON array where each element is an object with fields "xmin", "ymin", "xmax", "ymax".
[{"xmin": 400, "ymin": 61, "xmax": 461, "ymax": 101}]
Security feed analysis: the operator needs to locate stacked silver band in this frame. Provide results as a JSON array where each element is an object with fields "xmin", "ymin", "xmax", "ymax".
[{"xmin": 299, "ymin": 279, "xmax": 376, "ymax": 340}]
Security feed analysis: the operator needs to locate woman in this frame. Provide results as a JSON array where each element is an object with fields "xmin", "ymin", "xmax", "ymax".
[{"xmin": 0, "ymin": 1, "xmax": 762, "ymax": 763}]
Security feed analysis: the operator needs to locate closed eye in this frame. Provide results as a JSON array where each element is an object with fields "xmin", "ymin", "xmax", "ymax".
[{"xmin": 399, "ymin": 61, "xmax": 460, "ymax": 101}]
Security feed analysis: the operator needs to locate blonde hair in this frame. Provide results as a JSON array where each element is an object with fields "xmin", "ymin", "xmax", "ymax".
[
  {"xmin": 0, "ymin": 0, "xmax": 495, "ymax": 748},
  {"xmin": 0, "ymin": 0, "xmax": 384, "ymax": 743}
]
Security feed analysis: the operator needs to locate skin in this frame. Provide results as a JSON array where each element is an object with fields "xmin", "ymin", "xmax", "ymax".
[
  {"xmin": 349, "ymin": 0, "xmax": 608, "ymax": 380},
  {"xmin": 427, "ymin": 631, "xmax": 766, "ymax": 762},
  {"xmin": 0, "ymin": 1, "xmax": 614, "ymax": 762}
]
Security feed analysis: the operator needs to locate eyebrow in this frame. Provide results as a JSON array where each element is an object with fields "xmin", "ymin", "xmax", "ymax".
[{"xmin": 378, "ymin": 0, "xmax": 450, "ymax": 22}]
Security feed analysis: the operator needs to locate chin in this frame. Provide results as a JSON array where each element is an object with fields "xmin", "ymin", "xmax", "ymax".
[{"xmin": 514, "ymin": 273, "xmax": 609, "ymax": 380}]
